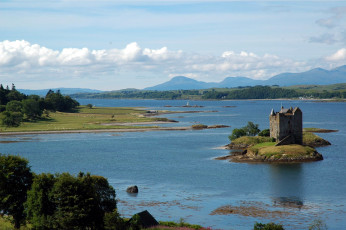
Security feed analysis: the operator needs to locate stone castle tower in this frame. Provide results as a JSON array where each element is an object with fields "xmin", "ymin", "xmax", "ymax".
[{"xmin": 269, "ymin": 106, "xmax": 303, "ymax": 145}]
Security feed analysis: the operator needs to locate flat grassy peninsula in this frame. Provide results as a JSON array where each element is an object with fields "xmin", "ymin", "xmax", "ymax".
[{"xmin": 0, "ymin": 106, "xmax": 165, "ymax": 133}]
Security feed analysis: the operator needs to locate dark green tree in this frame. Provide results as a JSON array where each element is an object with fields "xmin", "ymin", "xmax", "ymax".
[
  {"xmin": 26, "ymin": 172, "xmax": 117, "ymax": 230},
  {"xmin": 90, "ymin": 175, "xmax": 117, "ymax": 213},
  {"xmin": 6, "ymin": 100, "xmax": 23, "ymax": 113},
  {"xmin": 244, "ymin": 121, "xmax": 260, "ymax": 136},
  {"xmin": 25, "ymin": 173, "xmax": 57, "ymax": 230},
  {"xmin": 1, "ymin": 111, "xmax": 23, "ymax": 127},
  {"xmin": 6, "ymin": 90, "xmax": 26, "ymax": 102},
  {"xmin": 44, "ymin": 90, "xmax": 79, "ymax": 112},
  {"xmin": 22, "ymin": 99, "xmax": 42, "ymax": 120},
  {"xmin": 229, "ymin": 128, "xmax": 247, "ymax": 141},
  {"xmin": 0, "ymin": 154, "xmax": 33, "ymax": 229},
  {"xmin": 258, "ymin": 129, "xmax": 270, "ymax": 137},
  {"xmin": 104, "ymin": 210, "xmax": 126, "ymax": 230}
]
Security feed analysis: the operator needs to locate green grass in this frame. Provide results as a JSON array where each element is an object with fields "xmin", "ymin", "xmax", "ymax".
[
  {"xmin": 304, "ymin": 127, "xmax": 322, "ymax": 132},
  {"xmin": 249, "ymin": 142, "xmax": 276, "ymax": 155},
  {"xmin": 256, "ymin": 144, "xmax": 316, "ymax": 159},
  {"xmin": 232, "ymin": 136, "xmax": 275, "ymax": 146},
  {"xmin": 0, "ymin": 106, "xmax": 161, "ymax": 132},
  {"xmin": 303, "ymin": 132, "xmax": 329, "ymax": 146}
]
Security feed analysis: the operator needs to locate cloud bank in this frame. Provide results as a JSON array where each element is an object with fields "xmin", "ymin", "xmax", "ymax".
[{"xmin": 0, "ymin": 40, "xmax": 344, "ymax": 89}]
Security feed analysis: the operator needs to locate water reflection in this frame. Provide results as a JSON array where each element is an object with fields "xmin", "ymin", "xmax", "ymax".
[{"xmin": 269, "ymin": 164, "xmax": 304, "ymax": 209}]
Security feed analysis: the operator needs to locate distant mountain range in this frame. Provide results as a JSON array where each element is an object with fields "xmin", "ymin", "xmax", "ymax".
[
  {"xmin": 17, "ymin": 65, "xmax": 346, "ymax": 94},
  {"xmin": 18, "ymin": 88, "xmax": 103, "ymax": 96},
  {"xmin": 145, "ymin": 65, "xmax": 346, "ymax": 91}
]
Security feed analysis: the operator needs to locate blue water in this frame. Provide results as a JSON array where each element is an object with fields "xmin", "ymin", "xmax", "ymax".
[{"xmin": 1, "ymin": 99, "xmax": 345, "ymax": 230}]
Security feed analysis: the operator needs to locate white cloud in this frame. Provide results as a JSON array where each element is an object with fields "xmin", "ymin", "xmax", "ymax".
[
  {"xmin": 325, "ymin": 48, "xmax": 346, "ymax": 62},
  {"xmin": 0, "ymin": 39, "xmax": 331, "ymax": 89}
]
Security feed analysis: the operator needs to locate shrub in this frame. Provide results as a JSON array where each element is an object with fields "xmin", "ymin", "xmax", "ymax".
[
  {"xmin": 258, "ymin": 129, "xmax": 270, "ymax": 137},
  {"xmin": 254, "ymin": 222, "xmax": 284, "ymax": 230},
  {"xmin": 1, "ymin": 111, "xmax": 23, "ymax": 127},
  {"xmin": 229, "ymin": 128, "xmax": 247, "ymax": 141},
  {"xmin": 229, "ymin": 121, "xmax": 261, "ymax": 141},
  {"xmin": 244, "ymin": 121, "xmax": 260, "ymax": 136}
]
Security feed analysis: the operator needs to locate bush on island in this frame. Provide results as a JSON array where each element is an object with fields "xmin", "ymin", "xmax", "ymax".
[
  {"xmin": 229, "ymin": 121, "xmax": 261, "ymax": 141},
  {"xmin": 258, "ymin": 129, "xmax": 270, "ymax": 137}
]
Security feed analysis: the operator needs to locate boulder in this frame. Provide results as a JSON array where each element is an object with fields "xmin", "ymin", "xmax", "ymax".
[{"xmin": 127, "ymin": 185, "xmax": 139, "ymax": 193}]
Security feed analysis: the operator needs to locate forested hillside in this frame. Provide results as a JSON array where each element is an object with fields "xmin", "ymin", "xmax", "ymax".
[{"xmin": 72, "ymin": 84, "xmax": 346, "ymax": 100}]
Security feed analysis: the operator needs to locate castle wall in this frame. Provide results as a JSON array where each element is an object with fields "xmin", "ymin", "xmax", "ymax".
[
  {"xmin": 269, "ymin": 115, "xmax": 279, "ymax": 140},
  {"xmin": 269, "ymin": 108, "xmax": 302, "ymax": 145}
]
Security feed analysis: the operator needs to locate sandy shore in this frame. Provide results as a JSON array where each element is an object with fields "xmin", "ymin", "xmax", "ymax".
[{"xmin": 0, "ymin": 126, "xmax": 192, "ymax": 136}]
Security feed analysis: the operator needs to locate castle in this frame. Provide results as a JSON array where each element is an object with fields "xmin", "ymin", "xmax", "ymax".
[{"xmin": 269, "ymin": 106, "xmax": 302, "ymax": 145}]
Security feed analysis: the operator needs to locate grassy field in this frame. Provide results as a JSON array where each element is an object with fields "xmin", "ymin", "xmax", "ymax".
[{"xmin": 0, "ymin": 106, "xmax": 166, "ymax": 132}]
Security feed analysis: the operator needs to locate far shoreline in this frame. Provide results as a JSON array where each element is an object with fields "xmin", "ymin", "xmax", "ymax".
[{"xmin": 0, "ymin": 126, "xmax": 193, "ymax": 136}]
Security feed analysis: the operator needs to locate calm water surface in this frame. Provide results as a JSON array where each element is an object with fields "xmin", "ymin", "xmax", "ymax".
[{"xmin": 1, "ymin": 99, "xmax": 345, "ymax": 230}]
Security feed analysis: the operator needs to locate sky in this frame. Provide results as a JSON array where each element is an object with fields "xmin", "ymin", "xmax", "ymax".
[{"xmin": 1, "ymin": 0, "xmax": 346, "ymax": 90}]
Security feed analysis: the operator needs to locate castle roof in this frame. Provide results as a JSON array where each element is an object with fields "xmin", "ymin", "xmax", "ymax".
[
  {"xmin": 279, "ymin": 106, "xmax": 292, "ymax": 114},
  {"xmin": 271, "ymin": 106, "xmax": 301, "ymax": 115}
]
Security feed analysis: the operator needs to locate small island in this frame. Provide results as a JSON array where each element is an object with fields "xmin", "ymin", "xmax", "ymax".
[{"xmin": 218, "ymin": 106, "xmax": 331, "ymax": 163}]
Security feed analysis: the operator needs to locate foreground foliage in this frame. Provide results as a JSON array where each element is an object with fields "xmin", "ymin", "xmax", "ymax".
[
  {"xmin": 0, "ymin": 153, "xmax": 120, "ymax": 229},
  {"xmin": 0, "ymin": 154, "xmax": 33, "ymax": 229},
  {"xmin": 25, "ymin": 172, "xmax": 117, "ymax": 229}
]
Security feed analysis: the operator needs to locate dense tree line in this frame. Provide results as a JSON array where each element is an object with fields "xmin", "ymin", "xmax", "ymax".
[
  {"xmin": 72, "ymin": 89, "xmax": 203, "ymax": 100},
  {"xmin": 202, "ymin": 86, "xmax": 300, "ymax": 99},
  {"xmin": 0, "ymin": 84, "xmax": 79, "ymax": 127},
  {"xmin": 308, "ymin": 90, "xmax": 346, "ymax": 99},
  {"xmin": 73, "ymin": 85, "xmax": 346, "ymax": 100}
]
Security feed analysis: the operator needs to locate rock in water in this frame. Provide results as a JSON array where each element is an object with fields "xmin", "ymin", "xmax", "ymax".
[{"xmin": 127, "ymin": 185, "xmax": 139, "ymax": 193}]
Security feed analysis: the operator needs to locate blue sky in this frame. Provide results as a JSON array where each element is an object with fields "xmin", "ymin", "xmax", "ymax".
[{"xmin": 1, "ymin": 0, "xmax": 346, "ymax": 90}]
